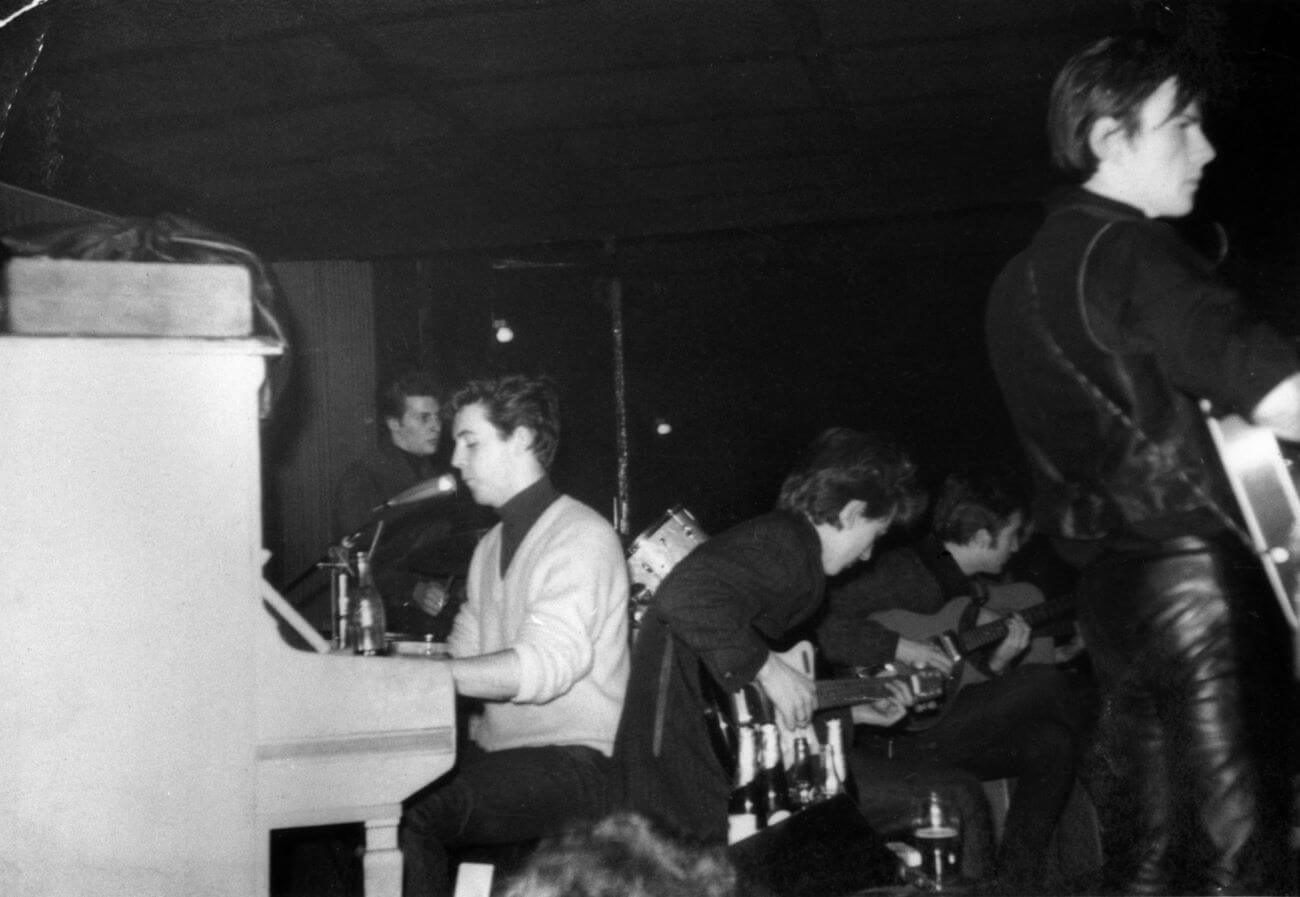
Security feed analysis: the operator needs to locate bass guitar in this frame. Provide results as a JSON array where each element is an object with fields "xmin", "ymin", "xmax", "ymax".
[
  {"xmin": 1201, "ymin": 406, "xmax": 1300, "ymax": 630},
  {"xmin": 865, "ymin": 582, "xmax": 1075, "ymax": 730},
  {"xmin": 703, "ymin": 640, "xmax": 945, "ymax": 777}
]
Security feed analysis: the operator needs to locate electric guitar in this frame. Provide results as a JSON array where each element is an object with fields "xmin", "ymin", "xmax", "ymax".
[
  {"xmin": 865, "ymin": 582, "xmax": 1076, "ymax": 730},
  {"xmin": 1201, "ymin": 406, "xmax": 1300, "ymax": 630},
  {"xmin": 702, "ymin": 640, "xmax": 945, "ymax": 777}
]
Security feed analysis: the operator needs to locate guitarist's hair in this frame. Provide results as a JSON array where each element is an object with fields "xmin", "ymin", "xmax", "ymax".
[
  {"xmin": 931, "ymin": 470, "xmax": 1029, "ymax": 546},
  {"xmin": 777, "ymin": 427, "xmax": 924, "ymax": 528}
]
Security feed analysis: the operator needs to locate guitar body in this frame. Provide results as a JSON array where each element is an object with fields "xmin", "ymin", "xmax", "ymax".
[
  {"xmin": 867, "ymin": 582, "xmax": 1072, "ymax": 729},
  {"xmin": 1202, "ymin": 409, "xmax": 1300, "ymax": 630}
]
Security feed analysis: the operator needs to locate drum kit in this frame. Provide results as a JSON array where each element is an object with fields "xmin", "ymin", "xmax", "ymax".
[{"xmin": 624, "ymin": 505, "xmax": 708, "ymax": 640}]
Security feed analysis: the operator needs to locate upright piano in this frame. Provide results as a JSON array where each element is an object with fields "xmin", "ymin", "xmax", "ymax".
[{"xmin": 0, "ymin": 314, "xmax": 454, "ymax": 897}]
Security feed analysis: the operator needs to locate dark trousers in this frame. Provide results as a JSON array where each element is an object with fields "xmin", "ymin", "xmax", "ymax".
[
  {"xmin": 400, "ymin": 741, "xmax": 614, "ymax": 897},
  {"xmin": 1079, "ymin": 536, "xmax": 1288, "ymax": 894},
  {"xmin": 858, "ymin": 665, "xmax": 1081, "ymax": 892}
]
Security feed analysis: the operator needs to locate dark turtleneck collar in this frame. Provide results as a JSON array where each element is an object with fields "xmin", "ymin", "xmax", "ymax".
[
  {"xmin": 497, "ymin": 475, "xmax": 560, "ymax": 575},
  {"xmin": 383, "ymin": 439, "xmax": 437, "ymax": 479}
]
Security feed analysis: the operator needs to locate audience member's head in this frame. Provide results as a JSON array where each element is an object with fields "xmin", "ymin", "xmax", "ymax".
[{"xmin": 499, "ymin": 812, "xmax": 738, "ymax": 897}]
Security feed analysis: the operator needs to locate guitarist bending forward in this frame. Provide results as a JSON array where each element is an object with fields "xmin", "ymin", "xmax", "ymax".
[
  {"xmin": 613, "ymin": 428, "xmax": 924, "ymax": 842},
  {"xmin": 817, "ymin": 472, "xmax": 1084, "ymax": 895}
]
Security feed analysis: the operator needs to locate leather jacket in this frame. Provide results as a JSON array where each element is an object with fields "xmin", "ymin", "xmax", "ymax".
[{"xmin": 986, "ymin": 189, "xmax": 1298, "ymax": 542}]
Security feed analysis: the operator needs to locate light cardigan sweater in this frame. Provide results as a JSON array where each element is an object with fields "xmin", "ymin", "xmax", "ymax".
[{"xmin": 449, "ymin": 495, "xmax": 629, "ymax": 756}]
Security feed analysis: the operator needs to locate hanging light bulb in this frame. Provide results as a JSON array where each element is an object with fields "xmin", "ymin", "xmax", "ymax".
[
  {"xmin": 654, "ymin": 417, "xmax": 673, "ymax": 436},
  {"xmin": 492, "ymin": 318, "xmax": 514, "ymax": 343}
]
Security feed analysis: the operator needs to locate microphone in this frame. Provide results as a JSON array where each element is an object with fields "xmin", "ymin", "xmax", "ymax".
[{"xmin": 371, "ymin": 473, "xmax": 459, "ymax": 514}]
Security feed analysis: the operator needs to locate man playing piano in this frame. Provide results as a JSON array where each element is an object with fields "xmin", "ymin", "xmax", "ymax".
[
  {"xmin": 400, "ymin": 374, "xmax": 630, "ymax": 897},
  {"xmin": 613, "ymin": 427, "xmax": 924, "ymax": 842}
]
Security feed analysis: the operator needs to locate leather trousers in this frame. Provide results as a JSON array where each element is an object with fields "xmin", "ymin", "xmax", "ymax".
[{"xmin": 1078, "ymin": 536, "xmax": 1264, "ymax": 895}]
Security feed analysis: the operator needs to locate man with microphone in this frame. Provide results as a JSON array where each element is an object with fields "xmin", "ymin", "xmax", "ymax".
[
  {"xmin": 333, "ymin": 370, "xmax": 490, "ymax": 637},
  {"xmin": 400, "ymin": 373, "xmax": 630, "ymax": 897}
]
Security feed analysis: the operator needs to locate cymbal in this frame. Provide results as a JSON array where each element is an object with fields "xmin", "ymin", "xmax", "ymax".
[{"xmin": 400, "ymin": 528, "xmax": 488, "ymax": 577}]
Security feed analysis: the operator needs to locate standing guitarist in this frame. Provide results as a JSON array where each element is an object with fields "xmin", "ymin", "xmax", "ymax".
[
  {"xmin": 986, "ymin": 30, "xmax": 1300, "ymax": 896},
  {"xmin": 817, "ymin": 472, "xmax": 1083, "ymax": 895},
  {"xmin": 612, "ymin": 428, "xmax": 925, "ymax": 843}
]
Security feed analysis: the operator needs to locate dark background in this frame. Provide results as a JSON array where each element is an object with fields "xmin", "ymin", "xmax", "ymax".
[{"xmin": 2, "ymin": 1, "xmax": 1299, "ymax": 543}]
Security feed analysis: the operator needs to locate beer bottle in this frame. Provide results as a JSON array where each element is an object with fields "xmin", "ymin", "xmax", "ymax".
[
  {"xmin": 759, "ymin": 723, "xmax": 794, "ymax": 825},
  {"xmin": 727, "ymin": 724, "xmax": 762, "ymax": 843},
  {"xmin": 350, "ymin": 551, "xmax": 388, "ymax": 656},
  {"xmin": 787, "ymin": 732, "xmax": 821, "ymax": 809},
  {"xmin": 821, "ymin": 717, "xmax": 846, "ymax": 798}
]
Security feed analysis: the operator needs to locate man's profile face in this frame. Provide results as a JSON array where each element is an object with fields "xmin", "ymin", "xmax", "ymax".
[
  {"xmin": 1103, "ymin": 76, "xmax": 1216, "ymax": 219},
  {"xmin": 451, "ymin": 402, "xmax": 526, "ymax": 508},
  {"xmin": 820, "ymin": 501, "xmax": 893, "ymax": 576},
  {"xmin": 969, "ymin": 511, "xmax": 1025, "ymax": 576},
  {"xmin": 387, "ymin": 395, "xmax": 442, "ymax": 456}
]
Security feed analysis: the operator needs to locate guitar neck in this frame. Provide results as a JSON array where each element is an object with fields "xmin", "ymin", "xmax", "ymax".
[
  {"xmin": 813, "ymin": 678, "xmax": 900, "ymax": 712},
  {"xmin": 953, "ymin": 597, "xmax": 1073, "ymax": 654}
]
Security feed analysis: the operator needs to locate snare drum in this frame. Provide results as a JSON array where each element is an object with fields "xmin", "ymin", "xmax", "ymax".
[{"xmin": 626, "ymin": 505, "xmax": 708, "ymax": 594}]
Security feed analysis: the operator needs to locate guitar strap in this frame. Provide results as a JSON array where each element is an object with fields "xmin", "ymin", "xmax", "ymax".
[
  {"xmin": 1024, "ymin": 230, "xmax": 1250, "ymax": 549},
  {"xmin": 651, "ymin": 636, "xmax": 673, "ymax": 757}
]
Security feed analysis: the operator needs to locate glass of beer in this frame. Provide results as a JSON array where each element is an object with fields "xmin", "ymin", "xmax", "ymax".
[{"xmin": 909, "ymin": 791, "xmax": 961, "ymax": 891}]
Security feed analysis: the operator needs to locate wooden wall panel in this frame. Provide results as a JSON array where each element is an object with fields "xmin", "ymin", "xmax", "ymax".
[{"xmin": 263, "ymin": 260, "xmax": 375, "ymax": 625}]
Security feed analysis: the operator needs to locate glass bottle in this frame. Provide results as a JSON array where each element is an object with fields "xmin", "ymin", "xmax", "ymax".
[
  {"xmin": 821, "ymin": 717, "xmax": 846, "ymax": 798},
  {"xmin": 350, "ymin": 551, "xmax": 388, "ymax": 656},
  {"xmin": 759, "ymin": 723, "xmax": 794, "ymax": 826},
  {"xmin": 727, "ymin": 724, "xmax": 762, "ymax": 844},
  {"xmin": 911, "ymin": 791, "xmax": 961, "ymax": 891},
  {"xmin": 787, "ymin": 732, "xmax": 821, "ymax": 810}
]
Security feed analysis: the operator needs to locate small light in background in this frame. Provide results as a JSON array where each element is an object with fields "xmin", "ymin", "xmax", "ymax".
[
  {"xmin": 654, "ymin": 417, "xmax": 673, "ymax": 436},
  {"xmin": 492, "ymin": 318, "xmax": 514, "ymax": 343}
]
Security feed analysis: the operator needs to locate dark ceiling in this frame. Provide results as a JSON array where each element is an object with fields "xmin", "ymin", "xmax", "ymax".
[{"xmin": 0, "ymin": 0, "xmax": 1161, "ymax": 261}]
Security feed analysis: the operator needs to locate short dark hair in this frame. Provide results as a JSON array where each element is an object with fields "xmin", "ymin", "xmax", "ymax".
[
  {"xmin": 499, "ymin": 812, "xmax": 737, "ymax": 897},
  {"xmin": 1048, "ymin": 31, "xmax": 1206, "ymax": 180},
  {"xmin": 377, "ymin": 370, "xmax": 443, "ymax": 423},
  {"xmin": 447, "ymin": 374, "xmax": 561, "ymax": 469},
  {"xmin": 777, "ymin": 428, "xmax": 923, "ymax": 528},
  {"xmin": 931, "ymin": 471, "xmax": 1028, "ymax": 546}
]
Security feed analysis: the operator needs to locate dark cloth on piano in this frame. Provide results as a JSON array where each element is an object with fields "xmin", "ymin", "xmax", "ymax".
[
  {"xmin": 612, "ymin": 511, "xmax": 825, "ymax": 842},
  {"xmin": 818, "ymin": 538, "xmax": 1083, "ymax": 893}
]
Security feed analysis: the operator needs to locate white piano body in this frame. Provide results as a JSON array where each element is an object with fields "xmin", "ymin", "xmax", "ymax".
[
  {"xmin": 256, "ymin": 593, "xmax": 456, "ymax": 897},
  {"xmin": 0, "ymin": 323, "xmax": 454, "ymax": 897}
]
